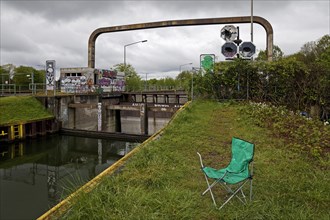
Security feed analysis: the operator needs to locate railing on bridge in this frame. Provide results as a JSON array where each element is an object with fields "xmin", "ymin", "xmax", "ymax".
[{"xmin": 0, "ymin": 83, "xmax": 46, "ymax": 96}]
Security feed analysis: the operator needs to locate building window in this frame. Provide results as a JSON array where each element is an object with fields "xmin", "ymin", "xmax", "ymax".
[{"xmin": 64, "ymin": 72, "xmax": 82, "ymax": 77}]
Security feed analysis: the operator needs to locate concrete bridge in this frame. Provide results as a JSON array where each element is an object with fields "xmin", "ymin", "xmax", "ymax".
[{"xmin": 41, "ymin": 90, "xmax": 188, "ymax": 137}]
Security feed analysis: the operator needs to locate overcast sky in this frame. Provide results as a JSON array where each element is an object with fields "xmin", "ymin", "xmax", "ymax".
[{"xmin": 1, "ymin": 0, "xmax": 329, "ymax": 79}]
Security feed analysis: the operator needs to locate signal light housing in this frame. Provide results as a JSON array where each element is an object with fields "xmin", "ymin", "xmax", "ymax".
[
  {"xmin": 239, "ymin": 42, "xmax": 256, "ymax": 58},
  {"xmin": 220, "ymin": 25, "xmax": 238, "ymax": 42},
  {"xmin": 221, "ymin": 42, "xmax": 237, "ymax": 58}
]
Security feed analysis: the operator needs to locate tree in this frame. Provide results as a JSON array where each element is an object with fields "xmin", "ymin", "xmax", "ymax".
[
  {"xmin": 0, "ymin": 66, "xmax": 10, "ymax": 84},
  {"xmin": 256, "ymin": 45, "xmax": 284, "ymax": 61},
  {"xmin": 176, "ymin": 70, "xmax": 192, "ymax": 90},
  {"xmin": 114, "ymin": 63, "xmax": 142, "ymax": 91},
  {"xmin": 294, "ymin": 35, "xmax": 330, "ymax": 118},
  {"xmin": 13, "ymin": 66, "xmax": 44, "ymax": 86}
]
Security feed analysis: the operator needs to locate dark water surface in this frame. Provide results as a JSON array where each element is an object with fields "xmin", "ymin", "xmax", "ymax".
[{"xmin": 0, "ymin": 135, "xmax": 139, "ymax": 220}]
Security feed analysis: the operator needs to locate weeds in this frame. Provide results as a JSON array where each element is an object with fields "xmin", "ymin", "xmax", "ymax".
[{"xmin": 242, "ymin": 101, "xmax": 330, "ymax": 167}]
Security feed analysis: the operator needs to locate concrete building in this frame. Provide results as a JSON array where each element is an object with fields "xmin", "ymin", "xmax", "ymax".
[{"xmin": 60, "ymin": 67, "xmax": 125, "ymax": 93}]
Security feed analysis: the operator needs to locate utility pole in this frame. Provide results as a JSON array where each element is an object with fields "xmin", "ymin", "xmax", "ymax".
[{"xmin": 251, "ymin": 0, "xmax": 254, "ymax": 42}]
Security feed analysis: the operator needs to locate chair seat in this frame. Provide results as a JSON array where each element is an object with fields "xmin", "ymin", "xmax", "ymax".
[{"xmin": 202, "ymin": 167, "xmax": 250, "ymax": 184}]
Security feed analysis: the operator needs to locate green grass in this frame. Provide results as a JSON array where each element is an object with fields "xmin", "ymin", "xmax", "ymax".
[
  {"xmin": 0, "ymin": 96, "xmax": 53, "ymax": 125},
  {"xmin": 61, "ymin": 100, "xmax": 329, "ymax": 220}
]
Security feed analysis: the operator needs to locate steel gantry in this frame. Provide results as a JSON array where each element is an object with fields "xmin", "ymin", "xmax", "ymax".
[{"xmin": 88, "ymin": 16, "xmax": 274, "ymax": 68}]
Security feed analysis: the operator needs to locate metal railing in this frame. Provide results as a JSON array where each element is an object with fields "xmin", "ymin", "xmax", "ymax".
[{"xmin": 0, "ymin": 83, "xmax": 47, "ymax": 95}]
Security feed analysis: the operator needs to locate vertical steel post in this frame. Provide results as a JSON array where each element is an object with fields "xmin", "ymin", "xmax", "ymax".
[{"xmin": 251, "ymin": 0, "xmax": 254, "ymax": 42}]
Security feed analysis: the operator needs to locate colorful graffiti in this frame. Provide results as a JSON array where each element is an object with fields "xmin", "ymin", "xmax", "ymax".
[
  {"xmin": 60, "ymin": 69, "xmax": 95, "ymax": 93},
  {"xmin": 94, "ymin": 69, "xmax": 125, "ymax": 92},
  {"xmin": 60, "ymin": 68, "xmax": 125, "ymax": 93}
]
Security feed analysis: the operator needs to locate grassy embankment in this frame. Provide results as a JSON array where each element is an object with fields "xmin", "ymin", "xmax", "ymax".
[
  {"xmin": 0, "ymin": 96, "xmax": 53, "ymax": 125},
  {"xmin": 62, "ymin": 100, "xmax": 329, "ymax": 219}
]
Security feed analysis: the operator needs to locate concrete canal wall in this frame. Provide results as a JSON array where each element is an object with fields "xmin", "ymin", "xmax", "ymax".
[{"xmin": 0, "ymin": 91, "xmax": 188, "ymax": 142}]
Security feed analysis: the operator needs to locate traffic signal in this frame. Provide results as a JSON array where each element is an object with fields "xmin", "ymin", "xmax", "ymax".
[
  {"xmin": 220, "ymin": 25, "xmax": 238, "ymax": 42},
  {"xmin": 239, "ymin": 42, "xmax": 256, "ymax": 59},
  {"xmin": 221, "ymin": 42, "xmax": 237, "ymax": 59}
]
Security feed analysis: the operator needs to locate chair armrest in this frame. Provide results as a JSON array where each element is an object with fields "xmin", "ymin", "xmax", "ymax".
[{"xmin": 197, "ymin": 152, "xmax": 204, "ymax": 168}]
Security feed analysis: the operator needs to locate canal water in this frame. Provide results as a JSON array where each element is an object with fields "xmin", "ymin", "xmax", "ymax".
[{"xmin": 0, "ymin": 135, "xmax": 140, "ymax": 220}]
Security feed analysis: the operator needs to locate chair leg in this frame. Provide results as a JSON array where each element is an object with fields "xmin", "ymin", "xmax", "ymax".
[
  {"xmin": 239, "ymin": 189, "xmax": 247, "ymax": 204},
  {"xmin": 221, "ymin": 182, "xmax": 246, "ymax": 204},
  {"xmin": 202, "ymin": 179, "xmax": 220, "ymax": 195},
  {"xmin": 218, "ymin": 180, "xmax": 249, "ymax": 210},
  {"xmin": 202, "ymin": 174, "xmax": 217, "ymax": 207},
  {"xmin": 250, "ymin": 178, "xmax": 253, "ymax": 201}
]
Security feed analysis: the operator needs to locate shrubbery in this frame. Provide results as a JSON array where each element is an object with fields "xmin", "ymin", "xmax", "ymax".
[
  {"xmin": 193, "ymin": 35, "xmax": 330, "ymax": 122},
  {"xmin": 241, "ymin": 101, "xmax": 330, "ymax": 166}
]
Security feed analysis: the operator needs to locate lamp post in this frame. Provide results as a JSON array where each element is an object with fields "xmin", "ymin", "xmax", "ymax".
[
  {"xmin": 144, "ymin": 72, "xmax": 148, "ymax": 91},
  {"xmin": 36, "ymin": 64, "xmax": 46, "ymax": 94},
  {"xmin": 251, "ymin": 0, "xmax": 254, "ymax": 42},
  {"xmin": 178, "ymin": 62, "xmax": 192, "ymax": 89},
  {"xmin": 179, "ymin": 62, "xmax": 193, "ymax": 74},
  {"xmin": 124, "ymin": 40, "xmax": 148, "ymax": 68},
  {"xmin": 27, "ymin": 72, "xmax": 35, "ymax": 94},
  {"xmin": 191, "ymin": 67, "xmax": 200, "ymax": 101}
]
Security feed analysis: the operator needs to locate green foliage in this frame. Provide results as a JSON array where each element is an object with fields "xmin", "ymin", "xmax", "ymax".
[
  {"xmin": 13, "ymin": 66, "xmax": 45, "ymax": 86},
  {"xmin": 256, "ymin": 45, "xmax": 284, "ymax": 61},
  {"xmin": 242, "ymin": 102, "xmax": 330, "ymax": 164},
  {"xmin": 193, "ymin": 72, "xmax": 215, "ymax": 98},
  {"xmin": 126, "ymin": 75, "xmax": 143, "ymax": 92},
  {"xmin": 114, "ymin": 63, "xmax": 142, "ymax": 91},
  {"xmin": 147, "ymin": 77, "xmax": 178, "ymax": 90},
  {"xmin": 0, "ymin": 96, "xmax": 53, "ymax": 125},
  {"xmin": 0, "ymin": 66, "xmax": 10, "ymax": 84},
  {"xmin": 176, "ymin": 70, "xmax": 192, "ymax": 90},
  {"xmin": 190, "ymin": 35, "xmax": 329, "ymax": 122}
]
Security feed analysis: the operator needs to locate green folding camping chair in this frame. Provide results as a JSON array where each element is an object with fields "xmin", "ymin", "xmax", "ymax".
[{"xmin": 197, "ymin": 137, "xmax": 254, "ymax": 209}]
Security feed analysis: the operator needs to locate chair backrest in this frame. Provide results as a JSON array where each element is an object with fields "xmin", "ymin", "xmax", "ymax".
[{"xmin": 227, "ymin": 137, "xmax": 254, "ymax": 173}]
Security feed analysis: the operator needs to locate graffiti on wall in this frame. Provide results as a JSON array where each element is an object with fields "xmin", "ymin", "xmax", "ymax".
[
  {"xmin": 46, "ymin": 72, "xmax": 55, "ymax": 90},
  {"xmin": 94, "ymin": 69, "xmax": 125, "ymax": 92},
  {"xmin": 61, "ymin": 72, "xmax": 94, "ymax": 93},
  {"xmin": 60, "ymin": 68, "xmax": 125, "ymax": 93},
  {"xmin": 46, "ymin": 60, "xmax": 56, "ymax": 90}
]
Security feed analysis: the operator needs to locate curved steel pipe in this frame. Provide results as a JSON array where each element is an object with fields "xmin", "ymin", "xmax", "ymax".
[{"xmin": 88, "ymin": 16, "xmax": 273, "ymax": 68}]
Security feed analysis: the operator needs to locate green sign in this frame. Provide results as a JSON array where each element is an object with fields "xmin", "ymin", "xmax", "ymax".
[{"xmin": 200, "ymin": 54, "xmax": 215, "ymax": 72}]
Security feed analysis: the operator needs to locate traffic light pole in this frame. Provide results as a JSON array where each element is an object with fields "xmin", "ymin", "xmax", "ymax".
[{"xmin": 233, "ymin": 26, "xmax": 242, "ymax": 59}]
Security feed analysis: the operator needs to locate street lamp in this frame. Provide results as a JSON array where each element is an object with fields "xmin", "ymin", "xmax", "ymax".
[
  {"xmin": 124, "ymin": 40, "xmax": 148, "ymax": 67},
  {"xmin": 179, "ymin": 62, "xmax": 193, "ymax": 73},
  {"xmin": 178, "ymin": 62, "xmax": 192, "ymax": 89},
  {"xmin": 191, "ymin": 67, "xmax": 200, "ymax": 101},
  {"xmin": 144, "ymin": 72, "xmax": 148, "ymax": 91},
  {"xmin": 27, "ymin": 72, "xmax": 35, "ymax": 94}
]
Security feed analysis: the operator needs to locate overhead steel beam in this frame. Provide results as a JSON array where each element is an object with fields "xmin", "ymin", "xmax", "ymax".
[{"xmin": 88, "ymin": 16, "xmax": 273, "ymax": 68}]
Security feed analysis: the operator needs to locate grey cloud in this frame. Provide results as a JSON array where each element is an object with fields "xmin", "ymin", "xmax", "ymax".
[
  {"xmin": 1, "ymin": 0, "xmax": 329, "ymax": 79},
  {"xmin": 2, "ymin": 0, "xmax": 127, "ymax": 22}
]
